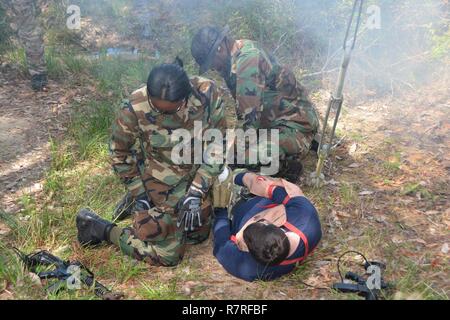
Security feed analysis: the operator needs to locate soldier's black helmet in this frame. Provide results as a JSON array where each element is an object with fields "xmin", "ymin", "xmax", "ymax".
[{"xmin": 191, "ymin": 25, "xmax": 230, "ymax": 75}]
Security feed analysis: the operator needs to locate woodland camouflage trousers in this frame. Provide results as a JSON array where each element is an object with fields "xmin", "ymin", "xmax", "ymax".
[
  {"xmin": 6, "ymin": 0, "xmax": 47, "ymax": 76},
  {"xmin": 115, "ymin": 176, "xmax": 212, "ymax": 266}
]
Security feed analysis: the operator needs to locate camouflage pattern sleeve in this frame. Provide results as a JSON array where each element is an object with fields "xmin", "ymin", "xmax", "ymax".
[
  {"xmin": 207, "ymin": 82, "xmax": 227, "ymax": 132},
  {"xmin": 235, "ymin": 51, "xmax": 267, "ymax": 128},
  {"xmin": 191, "ymin": 80, "xmax": 227, "ymax": 193},
  {"xmin": 109, "ymin": 101, "xmax": 146, "ymax": 198}
]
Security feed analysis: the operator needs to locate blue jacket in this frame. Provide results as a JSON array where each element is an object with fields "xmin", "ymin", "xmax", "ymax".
[{"xmin": 213, "ymin": 174, "xmax": 322, "ymax": 282}]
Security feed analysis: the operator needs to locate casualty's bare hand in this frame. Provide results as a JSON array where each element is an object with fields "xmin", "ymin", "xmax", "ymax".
[{"xmin": 281, "ymin": 179, "xmax": 304, "ymax": 197}]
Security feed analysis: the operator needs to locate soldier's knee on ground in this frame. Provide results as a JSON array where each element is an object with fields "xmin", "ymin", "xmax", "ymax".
[
  {"xmin": 133, "ymin": 207, "xmax": 175, "ymax": 242},
  {"xmin": 118, "ymin": 226, "xmax": 186, "ymax": 267}
]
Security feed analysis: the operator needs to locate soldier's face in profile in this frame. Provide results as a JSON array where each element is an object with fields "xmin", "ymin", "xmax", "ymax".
[{"xmin": 212, "ymin": 42, "xmax": 231, "ymax": 74}]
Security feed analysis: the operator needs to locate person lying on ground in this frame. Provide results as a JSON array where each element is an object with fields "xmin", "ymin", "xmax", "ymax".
[{"xmin": 212, "ymin": 168, "xmax": 322, "ymax": 281}]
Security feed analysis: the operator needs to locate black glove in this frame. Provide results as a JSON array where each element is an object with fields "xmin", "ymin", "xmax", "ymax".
[{"xmin": 176, "ymin": 187, "xmax": 204, "ymax": 232}]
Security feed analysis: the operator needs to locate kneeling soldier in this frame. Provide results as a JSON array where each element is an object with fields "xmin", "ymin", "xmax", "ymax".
[
  {"xmin": 77, "ymin": 59, "xmax": 227, "ymax": 266},
  {"xmin": 191, "ymin": 26, "xmax": 321, "ymax": 181}
]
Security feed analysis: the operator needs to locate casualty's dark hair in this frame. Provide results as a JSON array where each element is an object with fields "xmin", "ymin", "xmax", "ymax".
[
  {"xmin": 243, "ymin": 222, "xmax": 290, "ymax": 266},
  {"xmin": 147, "ymin": 58, "xmax": 191, "ymax": 102}
]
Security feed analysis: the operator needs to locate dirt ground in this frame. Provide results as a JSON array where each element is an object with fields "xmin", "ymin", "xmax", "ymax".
[{"xmin": 0, "ymin": 69, "xmax": 69, "ymax": 215}]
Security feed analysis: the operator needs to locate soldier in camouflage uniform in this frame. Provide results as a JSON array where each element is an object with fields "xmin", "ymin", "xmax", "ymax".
[
  {"xmin": 132, "ymin": 0, "xmax": 153, "ymax": 39},
  {"xmin": 4, "ymin": 0, "xmax": 48, "ymax": 91},
  {"xmin": 76, "ymin": 60, "xmax": 227, "ymax": 267},
  {"xmin": 191, "ymin": 26, "xmax": 320, "ymax": 181}
]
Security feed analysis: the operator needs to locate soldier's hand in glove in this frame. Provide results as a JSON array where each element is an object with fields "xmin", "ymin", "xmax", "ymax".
[{"xmin": 176, "ymin": 186, "xmax": 204, "ymax": 232}]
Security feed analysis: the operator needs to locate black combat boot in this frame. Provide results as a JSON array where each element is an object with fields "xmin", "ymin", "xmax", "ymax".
[
  {"xmin": 310, "ymin": 139, "xmax": 320, "ymax": 153},
  {"xmin": 31, "ymin": 73, "xmax": 48, "ymax": 91},
  {"xmin": 76, "ymin": 209, "xmax": 115, "ymax": 246},
  {"xmin": 276, "ymin": 159, "xmax": 304, "ymax": 183}
]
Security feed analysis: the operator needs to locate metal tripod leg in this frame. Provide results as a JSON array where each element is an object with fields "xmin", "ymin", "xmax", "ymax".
[{"xmin": 309, "ymin": 0, "xmax": 364, "ymax": 187}]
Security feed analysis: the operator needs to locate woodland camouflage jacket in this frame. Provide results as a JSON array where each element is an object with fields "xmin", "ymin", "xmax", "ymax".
[
  {"xmin": 227, "ymin": 39, "xmax": 319, "ymax": 132},
  {"xmin": 109, "ymin": 76, "xmax": 227, "ymax": 198}
]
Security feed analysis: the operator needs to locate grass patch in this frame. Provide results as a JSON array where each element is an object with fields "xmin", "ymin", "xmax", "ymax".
[
  {"xmin": 382, "ymin": 151, "xmax": 402, "ymax": 174},
  {"xmin": 338, "ymin": 182, "xmax": 359, "ymax": 207},
  {"xmin": 69, "ymin": 100, "xmax": 116, "ymax": 161},
  {"xmin": 347, "ymin": 131, "xmax": 366, "ymax": 142},
  {"xmin": 49, "ymin": 138, "xmax": 75, "ymax": 171},
  {"xmin": 46, "ymin": 47, "xmax": 93, "ymax": 79},
  {"xmin": 304, "ymin": 186, "xmax": 334, "ymax": 211},
  {"xmin": 392, "ymin": 258, "xmax": 449, "ymax": 300},
  {"xmin": 137, "ymin": 278, "xmax": 185, "ymax": 300},
  {"xmin": 18, "ymin": 195, "xmax": 57, "ymax": 247},
  {"xmin": 110, "ymin": 255, "xmax": 148, "ymax": 284},
  {"xmin": 0, "ymin": 244, "xmax": 24, "ymax": 291},
  {"xmin": 92, "ymin": 55, "xmax": 158, "ymax": 96},
  {"xmin": 2, "ymin": 47, "xmax": 27, "ymax": 73},
  {"xmin": 77, "ymin": 248, "xmax": 148, "ymax": 286},
  {"xmin": 400, "ymin": 182, "xmax": 434, "ymax": 200}
]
